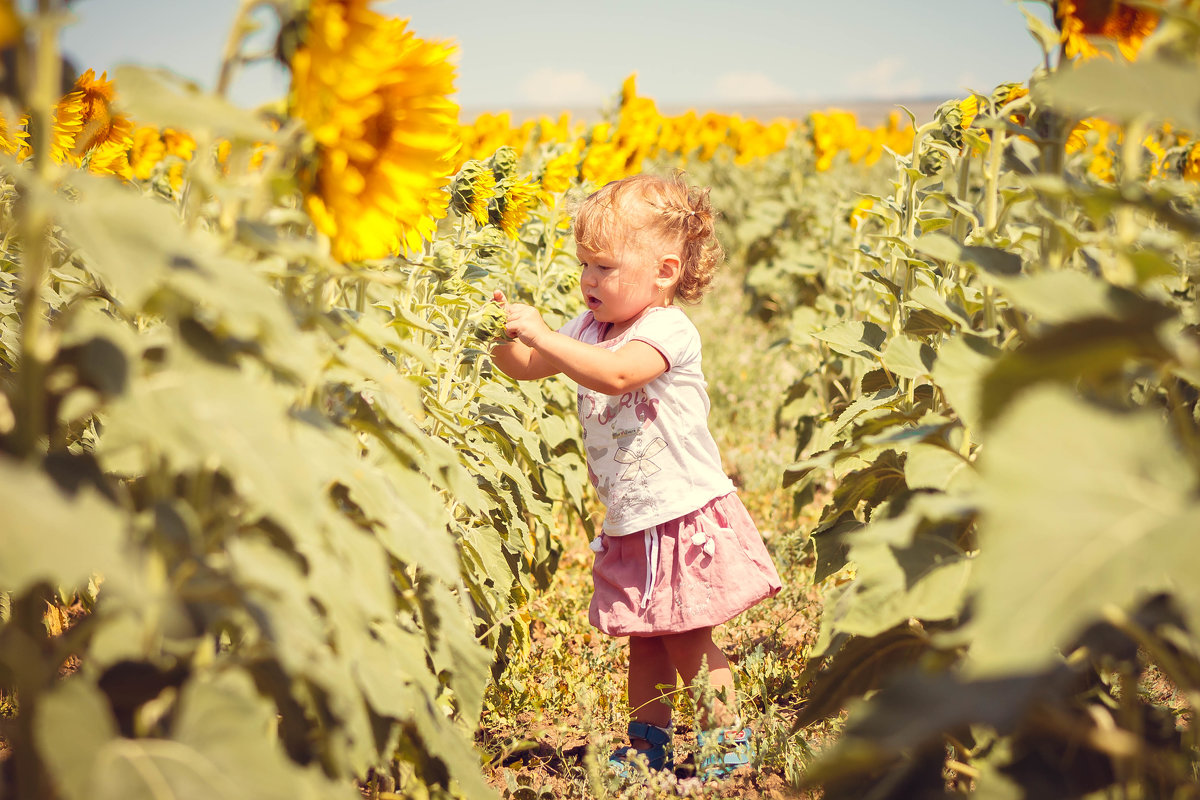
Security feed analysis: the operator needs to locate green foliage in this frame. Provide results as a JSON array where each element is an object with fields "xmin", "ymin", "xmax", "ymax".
[
  {"xmin": 712, "ymin": 6, "xmax": 1200, "ymax": 796},
  {"xmin": 0, "ymin": 60, "xmax": 587, "ymax": 800}
]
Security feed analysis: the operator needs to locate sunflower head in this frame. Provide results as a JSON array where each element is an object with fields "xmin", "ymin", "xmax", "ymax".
[
  {"xmin": 450, "ymin": 159, "xmax": 496, "ymax": 226},
  {"xmin": 537, "ymin": 147, "xmax": 577, "ymax": 197},
  {"xmin": 1183, "ymin": 142, "xmax": 1200, "ymax": 181},
  {"xmin": 849, "ymin": 197, "xmax": 875, "ymax": 230},
  {"xmin": 0, "ymin": 109, "xmax": 28, "ymax": 156},
  {"xmin": 488, "ymin": 174, "xmax": 539, "ymax": 239},
  {"xmin": 620, "ymin": 73, "xmax": 638, "ymax": 107},
  {"xmin": 290, "ymin": 1, "xmax": 459, "ymax": 261},
  {"xmin": 1056, "ymin": 0, "xmax": 1162, "ymax": 60}
]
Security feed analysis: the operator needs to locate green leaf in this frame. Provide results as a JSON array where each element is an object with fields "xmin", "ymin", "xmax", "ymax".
[
  {"xmin": 417, "ymin": 578, "xmax": 493, "ymax": 726},
  {"xmin": 821, "ymin": 450, "xmax": 908, "ymax": 525},
  {"xmin": 979, "ymin": 310, "xmax": 1174, "ymax": 426},
  {"xmin": 830, "ymin": 511, "xmax": 972, "ymax": 641},
  {"xmin": 113, "ymin": 66, "xmax": 276, "ymax": 141},
  {"xmin": 0, "ymin": 455, "xmax": 126, "ymax": 595},
  {"xmin": 93, "ymin": 669, "xmax": 355, "ymax": 800},
  {"xmin": 803, "ymin": 669, "xmax": 1047, "ymax": 788},
  {"xmin": 903, "ymin": 308, "xmax": 954, "ymax": 338},
  {"xmin": 991, "ymin": 270, "xmax": 1149, "ymax": 325},
  {"xmin": 835, "ymin": 387, "xmax": 901, "ymax": 432},
  {"xmin": 1034, "ymin": 57, "xmax": 1200, "ymax": 131},
  {"xmin": 35, "ymin": 680, "xmax": 120, "ymax": 800},
  {"xmin": 881, "ymin": 335, "xmax": 936, "ymax": 380},
  {"xmin": 931, "ymin": 334, "xmax": 1001, "ymax": 433},
  {"xmin": 906, "ymin": 285, "xmax": 973, "ymax": 330},
  {"xmin": 56, "ymin": 174, "xmax": 189, "ymax": 308},
  {"xmin": 1020, "ymin": 2, "xmax": 1062, "ymax": 57},
  {"xmin": 813, "ymin": 320, "xmax": 887, "ymax": 359},
  {"xmin": 967, "ymin": 388, "xmax": 1200, "ymax": 676},
  {"xmin": 909, "ymin": 233, "xmax": 1023, "ymax": 278},
  {"xmin": 904, "ymin": 443, "xmax": 970, "ymax": 492},
  {"xmin": 796, "ymin": 623, "xmax": 931, "ymax": 728}
]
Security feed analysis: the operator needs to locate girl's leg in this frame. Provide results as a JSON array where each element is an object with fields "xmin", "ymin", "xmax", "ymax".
[
  {"xmin": 627, "ymin": 635, "xmax": 675, "ymax": 746},
  {"xmin": 660, "ymin": 626, "xmax": 737, "ymax": 729}
]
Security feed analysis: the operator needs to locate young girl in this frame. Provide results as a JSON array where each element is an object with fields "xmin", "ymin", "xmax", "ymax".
[{"xmin": 490, "ymin": 173, "xmax": 781, "ymax": 780}]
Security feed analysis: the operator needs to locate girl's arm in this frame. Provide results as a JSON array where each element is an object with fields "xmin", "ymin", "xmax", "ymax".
[
  {"xmin": 494, "ymin": 290, "xmax": 667, "ymax": 394},
  {"xmin": 489, "ymin": 290, "xmax": 561, "ymax": 381},
  {"xmin": 490, "ymin": 339, "xmax": 561, "ymax": 381}
]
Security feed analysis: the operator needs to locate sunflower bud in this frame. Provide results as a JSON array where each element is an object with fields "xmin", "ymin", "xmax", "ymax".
[
  {"xmin": 439, "ymin": 277, "xmax": 473, "ymax": 297},
  {"xmin": 991, "ymin": 82, "xmax": 1028, "ymax": 109},
  {"xmin": 450, "ymin": 160, "xmax": 496, "ymax": 226},
  {"xmin": 489, "ymin": 146, "xmax": 518, "ymax": 181},
  {"xmin": 939, "ymin": 122, "xmax": 964, "ymax": 150},
  {"xmin": 428, "ymin": 240, "xmax": 463, "ymax": 278},
  {"xmin": 919, "ymin": 147, "xmax": 948, "ymax": 176},
  {"xmin": 474, "ymin": 300, "xmax": 511, "ymax": 342},
  {"xmin": 470, "ymin": 225, "xmax": 509, "ymax": 260}
]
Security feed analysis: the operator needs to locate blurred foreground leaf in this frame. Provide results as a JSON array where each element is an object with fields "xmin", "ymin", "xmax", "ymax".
[{"xmin": 967, "ymin": 387, "xmax": 1200, "ymax": 675}]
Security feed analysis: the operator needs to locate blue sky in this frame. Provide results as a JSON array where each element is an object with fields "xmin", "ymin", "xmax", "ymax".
[{"xmin": 58, "ymin": 1, "xmax": 1055, "ymax": 113}]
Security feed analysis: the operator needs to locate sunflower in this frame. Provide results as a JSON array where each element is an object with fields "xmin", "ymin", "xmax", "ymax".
[
  {"xmin": 51, "ymin": 90, "xmax": 84, "ymax": 164},
  {"xmin": 488, "ymin": 175, "xmax": 538, "ymax": 239},
  {"xmin": 290, "ymin": 0, "xmax": 459, "ymax": 261},
  {"xmin": 129, "ymin": 126, "xmax": 165, "ymax": 180},
  {"xmin": 537, "ymin": 147, "xmax": 577, "ymax": 197},
  {"xmin": 1066, "ymin": 117, "xmax": 1118, "ymax": 181},
  {"xmin": 849, "ymin": 197, "xmax": 875, "ymax": 230},
  {"xmin": 86, "ymin": 138, "xmax": 133, "ymax": 179},
  {"xmin": 1056, "ymin": 0, "xmax": 1162, "ymax": 61},
  {"xmin": 1183, "ymin": 142, "xmax": 1200, "ymax": 181},
  {"xmin": 0, "ymin": 109, "xmax": 28, "ymax": 156},
  {"xmin": 61, "ymin": 69, "xmax": 135, "ymax": 166},
  {"xmin": 449, "ymin": 159, "xmax": 496, "ymax": 226},
  {"xmin": 162, "ymin": 128, "xmax": 196, "ymax": 161}
]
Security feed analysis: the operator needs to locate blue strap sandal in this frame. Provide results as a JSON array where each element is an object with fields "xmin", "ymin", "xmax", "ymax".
[
  {"xmin": 696, "ymin": 726, "xmax": 754, "ymax": 780},
  {"xmin": 608, "ymin": 720, "xmax": 673, "ymax": 779}
]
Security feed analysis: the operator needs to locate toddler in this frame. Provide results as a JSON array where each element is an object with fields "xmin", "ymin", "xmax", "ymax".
[{"xmin": 490, "ymin": 173, "xmax": 781, "ymax": 780}]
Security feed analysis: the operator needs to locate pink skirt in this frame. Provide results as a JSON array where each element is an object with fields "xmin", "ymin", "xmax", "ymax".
[{"xmin": 588, "ymin": 493, "xmax": 782, "ymax": 637}]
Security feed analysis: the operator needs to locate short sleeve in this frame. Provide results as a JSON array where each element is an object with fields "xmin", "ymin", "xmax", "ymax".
[
  {"xmin": 557, "ymin": 311, "xmax": 591, "ymax": 342},
  {"xmin": 628, "ymin": 308, "xmax": 700, "ymax": 370}
]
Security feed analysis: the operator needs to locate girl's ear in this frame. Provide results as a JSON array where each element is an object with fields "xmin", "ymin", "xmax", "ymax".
[{"xmin": 657, "ymin": 254, "xmax": 682, "ymax": 288}]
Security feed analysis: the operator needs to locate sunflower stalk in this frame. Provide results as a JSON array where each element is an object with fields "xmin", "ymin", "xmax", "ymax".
[
  {"xmin": 214, "ymin": 0, "xmax": 263, "ymax": 99},
  {"xmin": 950, "ymin": 145, "xmax": 973, "ymax": 272},
  {"xmin": 1038, "ymin": 112, "xmax": 1070, "ymax": 273},
  {"xmin": 982, "ymin": 120, "xmax": 1007, "ymax": 331},
  {"xmin": 1116, "ymin": 117, "xmax": 1149, "ymax": 261},
  {"xmin": 12, "ymin": 0, "xmax": 65, "ymax": 460}
]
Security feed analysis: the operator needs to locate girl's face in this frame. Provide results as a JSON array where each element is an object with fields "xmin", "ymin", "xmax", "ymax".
[{"xmin": 577, "ymin": 234, "xmax": 675, "ymax": 333}]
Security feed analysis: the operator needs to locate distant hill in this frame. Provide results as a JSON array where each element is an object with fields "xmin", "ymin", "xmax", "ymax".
[{"xmin": 460, "ymin": 97, "xmax": 947, "ymax": 126}]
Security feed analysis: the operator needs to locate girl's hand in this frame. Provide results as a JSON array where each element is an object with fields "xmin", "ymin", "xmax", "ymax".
[{"xmin": 494, "ymin": 289, "xmax": 551, "ymax": 348}]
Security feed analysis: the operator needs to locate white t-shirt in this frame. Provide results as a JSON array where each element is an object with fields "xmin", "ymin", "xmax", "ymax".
[{"xmin": 559, "ymin": 306, "xmax": 736, "ymax": 536}]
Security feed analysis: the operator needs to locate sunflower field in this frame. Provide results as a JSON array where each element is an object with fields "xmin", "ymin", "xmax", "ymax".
[{"xmin": 2, "ymin": 0, "xmax": 1200, "ymax": 799}]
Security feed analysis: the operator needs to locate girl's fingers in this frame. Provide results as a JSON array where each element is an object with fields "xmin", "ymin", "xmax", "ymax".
[{"xmin": 493, "ymin": 289, "xmax": 507, "ymax": 306}]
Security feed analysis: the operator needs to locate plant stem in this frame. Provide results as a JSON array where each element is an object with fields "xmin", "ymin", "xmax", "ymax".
[
  {"xmin": 13, "ymin": 0, "xmax": 64, "ymax": 459},
  {"xmin": 215, "ymin": 0, "xmax": 260, "ymax": 99}
]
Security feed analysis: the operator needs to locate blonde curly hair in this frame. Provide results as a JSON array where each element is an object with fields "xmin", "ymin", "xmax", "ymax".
[{"xmin": 572, "ymin": 172, "xmax": 724, "ymax": 304}]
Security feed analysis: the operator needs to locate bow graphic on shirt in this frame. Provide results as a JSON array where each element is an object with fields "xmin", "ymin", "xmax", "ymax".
[{"xmin": 614, "ymin": 437, "xmax": 668, "ymax": 481}]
